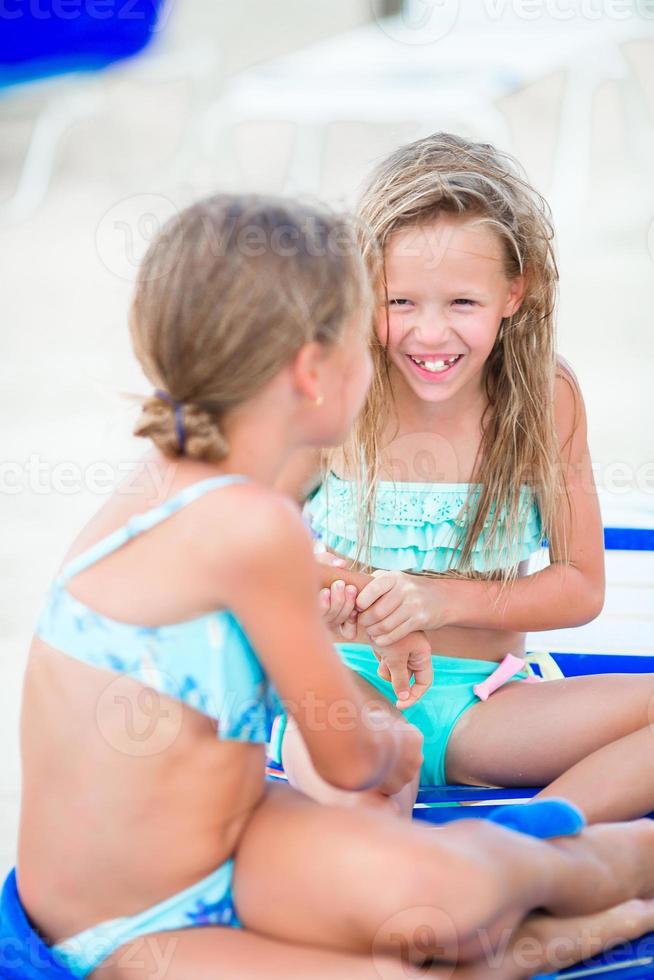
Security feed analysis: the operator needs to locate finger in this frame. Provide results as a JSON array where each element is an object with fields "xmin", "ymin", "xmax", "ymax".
[
  {"xmin": 399, "ymin": 660, "xmax": 434, "ymax": 710},
  {"xmin": 370, "ymin": 619, "xmax": 414, "ymax": 647},
  {"xmin": 386, "ymin": 661, "xmax": 411, "ymax": 706},
  {"xmin": 339, "ymin": 617, "xmax": 358, "ymax": 641},
  {"xmin": 315, "ymin": 551, "xmax": 346, "ymax": 567},
  {"xmin": 364, "ymin": 607, "xmax": 407, "ymax": 640},
  {"xmin": 355, "ymin": 575, "xmax": 393, "ymax": 612},
  {"xmin": 321, "ymin": 581, "xmax": 344, "ymax": 623},
  {"xmin": 357, "ymin": 593, "xmax": 401, "ymax": 630},
  {"xmin": 314, "ymin": 551, "xmax": 347, "ymax": 567},
  {"xmin": 340, "ymin": 584, "xmax": 358, "ymax": 623},
  {"xmin": 377, "ymin": 659, "xmax": 392, "ymax": 682},
  {"xmin": 326, "ymin": 580, "xmax": 347, "ymax": 623}
]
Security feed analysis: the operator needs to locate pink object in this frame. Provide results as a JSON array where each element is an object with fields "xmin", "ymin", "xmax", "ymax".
[{"xmin": 473, "ymin": 653, "xmax": 542, "ymax": 702}]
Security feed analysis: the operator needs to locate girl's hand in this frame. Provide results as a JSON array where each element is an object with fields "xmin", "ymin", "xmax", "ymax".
[
  {"xmin": 357, "ymin": 570, "xmax": 448, "ymax": 645},
  {"xmin": 316, "ymin": 552, "xmax": 359, "ymax": 641},
  {"xmin": 370, "ymin": 629, "xmax": 433, "ymax": 709}
]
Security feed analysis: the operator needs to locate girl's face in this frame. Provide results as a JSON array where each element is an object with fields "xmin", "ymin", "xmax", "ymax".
[{"xmin": 377, "ymin": 215, "xmax": 525, "ymax": 411}]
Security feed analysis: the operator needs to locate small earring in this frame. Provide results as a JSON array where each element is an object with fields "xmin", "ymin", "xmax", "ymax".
[{"xmin": 314, "ymin": 393, "xmax": 324, "ymax": 407}]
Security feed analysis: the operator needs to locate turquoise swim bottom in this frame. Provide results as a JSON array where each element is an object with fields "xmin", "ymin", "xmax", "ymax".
[
  {"xmin": 271, "ymin": 644, "xmax": 530, "ymax": 787},
  {"xmin": 337, "ymin": 644, "xmax": 530, "ymax": 785},
  {"xmin": 50, "ymin": 860, "xmax": 240, "ymax": 978}
]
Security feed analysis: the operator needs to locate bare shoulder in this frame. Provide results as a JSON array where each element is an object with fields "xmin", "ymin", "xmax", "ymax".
[
  {"xmin": 554, "ymin": 355, "xmax": 587, "ymax": 455},
  {"xmin": 203, "ymin": 481, "xmax": 314, "ymax": 581},
  {"xmin": 555, "ymin": 353, "xmax": 581, "ymax": 389}
]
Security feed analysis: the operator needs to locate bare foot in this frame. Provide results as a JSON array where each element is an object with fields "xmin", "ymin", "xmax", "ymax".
[
  {"xmin": 453, "ymin": 898, "xmax": 654, "ymax": 980},
  {"xmin": 507, "ymin": 899, "xmax": 654, "ymax": 978},
  {"xmin": 547, "ymin": 820, "xmax": 654, "ymax": 915}
]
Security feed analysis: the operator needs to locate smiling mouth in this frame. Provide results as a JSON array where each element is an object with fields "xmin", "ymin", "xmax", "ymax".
[{"xmin": 407, "ymin": 354, "xmax": 463, "ymax": 373}]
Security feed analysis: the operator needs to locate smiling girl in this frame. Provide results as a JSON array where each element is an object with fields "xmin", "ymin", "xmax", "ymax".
[
  {"xmin": 17, "ymin": 191, "xmax": 654, "ymax": 980},
  {"xmin": 277, "ymin": 132, "xmax": 654, "ymax": 824}
]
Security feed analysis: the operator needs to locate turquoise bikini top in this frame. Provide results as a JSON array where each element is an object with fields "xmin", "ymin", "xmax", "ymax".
[
  {"xmin": 36, "ymin": 475, "xmax": 280, "ymax": 744},
  {"xmin": 304, "ymin": 471, "xmax": 543, "ymax": 573}
]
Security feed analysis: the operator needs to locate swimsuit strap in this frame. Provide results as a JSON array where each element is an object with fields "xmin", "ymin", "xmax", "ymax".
[{"xmin": 56, "ymin": 474, "xmax": 251, "ymax": 586}]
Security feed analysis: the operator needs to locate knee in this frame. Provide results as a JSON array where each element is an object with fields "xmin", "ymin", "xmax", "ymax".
[
  {"xmin": 280, "ymin": 722, "xmax": 325, "ymax": 796},
  {"xmin": 281, "ymin": 723, "xmax": 369, "ymax": 807},
  {"xmin": 279, "ymin": 720, "xmax": 306, "ymax": 787}
]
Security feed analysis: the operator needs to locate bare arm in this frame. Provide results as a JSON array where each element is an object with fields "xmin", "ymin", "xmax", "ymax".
[
  {"xmin": 276, "ymin": 449, "xmax": 434, "ymax": 704},
  {"xmin": 220, "ymin": 488, "xmax": 399, "ymax": 791},
  {"xmin": 428, "ymin": 366, "xmax": 605, "ymax": 632}
]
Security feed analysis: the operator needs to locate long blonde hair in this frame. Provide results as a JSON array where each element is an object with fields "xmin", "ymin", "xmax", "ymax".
[
  {"xmin": 130, "ymin": 194, "xmax": 372, "ymax": 460},
  {"xmin": 330, "ymin": 133, "xmax": 568, "ymax": 580}
]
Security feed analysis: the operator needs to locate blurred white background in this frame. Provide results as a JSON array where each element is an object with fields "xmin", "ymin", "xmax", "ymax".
[{"xmin": 1, "ymin": 0, "xmax": 653, "ymax": 875}]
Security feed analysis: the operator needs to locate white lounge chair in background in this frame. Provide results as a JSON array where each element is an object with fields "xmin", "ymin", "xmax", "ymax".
[{"xmin": 203, "ymin": 4, "xmax": 654, "ymax": 227}]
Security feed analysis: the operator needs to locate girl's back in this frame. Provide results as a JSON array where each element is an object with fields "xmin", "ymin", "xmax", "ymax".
[{"xmin": 18, "ymin": 456, "xmax": 268, "ymax": 942}]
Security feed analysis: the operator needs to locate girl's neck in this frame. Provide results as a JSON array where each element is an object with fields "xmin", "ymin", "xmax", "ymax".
[{"xmin": 389, "ymin": 363, "xmax": 487, "ymax": 435}]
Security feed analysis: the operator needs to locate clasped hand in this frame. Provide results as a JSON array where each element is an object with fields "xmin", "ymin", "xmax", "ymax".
[
  {"xmin": 356, "ymin": 569, "xmax": 448, "ymax": 644},
  {"xmin": 318, "ymin": 557, "xmax": 436, "ymax": 708}
]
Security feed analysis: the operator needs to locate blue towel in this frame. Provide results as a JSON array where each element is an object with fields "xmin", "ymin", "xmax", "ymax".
[{"xmin": 0, "ymin": 868, "xmax": 75, "ymax": 979}]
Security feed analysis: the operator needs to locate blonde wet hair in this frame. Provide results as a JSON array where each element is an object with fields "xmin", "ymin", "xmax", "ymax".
[
  {"xmin": 130, "ymin": 193, "xmax": 374, "ymax": 461},
  {"xmin": 328, "ymin": 132, "xmax": 570, "ymax": 581}
]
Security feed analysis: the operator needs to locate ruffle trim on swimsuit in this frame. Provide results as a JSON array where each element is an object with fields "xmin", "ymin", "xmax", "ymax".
[{"xmin": 304, "ymin": 472, "xmax": 543, "ymax": 573}]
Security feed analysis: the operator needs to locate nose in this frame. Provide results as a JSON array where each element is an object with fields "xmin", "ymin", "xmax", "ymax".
[{"xmin": 410, "ymin": 310, "xmax": 453, "ymax": 348}]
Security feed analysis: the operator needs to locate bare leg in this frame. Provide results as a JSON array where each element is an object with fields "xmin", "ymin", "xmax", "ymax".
[
  {"xmin": 96, "ymin": 781, "xmax": 654, "ymax": 978},
  {"xmin": 98, "ymin": 898, "xmax": 654, "ymax": 980},
  {"xmin": 282, "ymin": 675, "xmax": 420, "ymax": 818},
  {"xmin": 446, "ymin": 673, "xmax": 654, "ymax": 822},
  {"xmin": 539, "ymin": 726, "xmax": 654, "ymax": 821},
  {"xmin": 230, "ymin": 782, "xmax": 654, "ymax": 964},
  {"xmin": 97, "ymin": 927, "xmax": 466, "ymax": 980}
]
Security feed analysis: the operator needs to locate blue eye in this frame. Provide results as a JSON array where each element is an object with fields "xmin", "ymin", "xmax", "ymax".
[
  {"xmin": 388, "ymin": 298, "xmax": 412, "ymax": 307},
  {"xmin": 453, "ymin": 298, "xmax": 475, "ymax": 306}
]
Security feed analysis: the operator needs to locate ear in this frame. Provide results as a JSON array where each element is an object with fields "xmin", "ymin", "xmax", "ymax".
[
  {"xmin": 502, "ymin": 275, "xmax": 526, "ymax": 318},
  {"xmin": 289, "ymin": 341, "xmax": 325, "ymax": 402}
]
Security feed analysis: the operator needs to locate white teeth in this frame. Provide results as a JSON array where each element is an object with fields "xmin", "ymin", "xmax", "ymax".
[{"xmin": 409, "ymin": 355, "xmax": 460, "ymax": 373}]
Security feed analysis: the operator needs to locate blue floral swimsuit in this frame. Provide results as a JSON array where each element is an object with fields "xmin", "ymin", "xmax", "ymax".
[{"xmin": 3, "ymin": 474, "xmax": 279, "ymax": 979}]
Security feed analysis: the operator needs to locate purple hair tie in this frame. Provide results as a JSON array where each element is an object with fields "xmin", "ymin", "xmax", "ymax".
[{"xmin": 154, "ymin": 389, "xmax": 186, "ymax": 454}]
